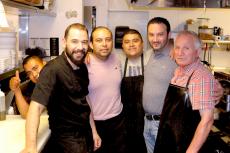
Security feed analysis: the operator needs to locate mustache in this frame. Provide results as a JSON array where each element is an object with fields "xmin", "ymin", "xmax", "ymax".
[{"xmin": 72, "ymin": 48, "xmax": 87, "ymax": 54}]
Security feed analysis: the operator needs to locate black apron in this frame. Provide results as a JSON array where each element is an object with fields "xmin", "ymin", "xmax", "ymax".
[
  {"xmin": 120, "ymin": 54, "xmax": 147, "ymax": 153},
  {"xmin": 154, "ymin": 73, "xmax": 211, "ymax": 153}
]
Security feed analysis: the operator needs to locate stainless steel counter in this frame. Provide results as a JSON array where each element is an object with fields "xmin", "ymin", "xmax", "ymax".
[{"xmin": 0, "ymin": 114, "xmax": 50, "ymax": 153}]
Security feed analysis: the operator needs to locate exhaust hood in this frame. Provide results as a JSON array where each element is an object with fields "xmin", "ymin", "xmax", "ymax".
[
  {"xmin": 127, "ymin": 0, "xmax": 229, "ymax": 8},
  {"xmin": 129, "ymin": 0, "xmax": 174, "ymax": 7},
  {"xmin": 2, "ymin": 0, "xmax": 56, "ymax": 16}
]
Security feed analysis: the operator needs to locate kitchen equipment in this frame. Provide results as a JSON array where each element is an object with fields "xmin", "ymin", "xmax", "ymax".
[
  {"xmin": 0, "ymin": 88, "xmax": 6, "ymax": 121},
  {"xmin": 185, "ymin": 19, "xmax": 200, "ymax": 33},
  {"xmin": 197, "ymin": 18, "xmax": 209, "ymax": 29},
  {"xmin": 115, "ymin": 26, "xmax": 129, "ymax": 49},
  {"xmin": 220, "ymin": 0, "xmax": 230, "ymax": 8},
  {"xmin": 213, "ymin": 26, "xmax": 223, "ymax": 37},
  {"xmin": 214, "ymin": 35, "xmax": 221, "ymax": 41},
  {"xmin": 0, "ymin": 114, "xmax": 50, "ymax": 153},
  {"xmin": 198, "ymin": 28, "xmax": 213, "ymax": 40},
  {"xmin": 11, "ymin": 0, "xmax": 44, "ymax": 6},
  {"xmin": 44, "ymin": 0, "xmax": 49, "ymax": 10},
  {"xmin": 0, "ymin": 32, "xmax": 16, "ymax": 49},
  {"xmin": 5, "ymin": 90, "xmax": 14, "ymax": 115},
  {"xmin": 196, "ymin": 18, "xmax": 213, "ymax": 40},
  {"xmin": 226, "ymin": 95, "xmax": 230, "ymax": 112},
  {"xmin": 50, "ymin": 37, "xmax": 59, "ymax": 56},
  {"xmin": 214, "ymin": 72, "xmax": 230, "ymax": 112},
  {"xmin": 0, "ymin": 32, "xmax": 17, "ymax": 72}
]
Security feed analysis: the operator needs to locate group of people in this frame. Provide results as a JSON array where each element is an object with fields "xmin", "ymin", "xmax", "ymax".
[{"xmin": 9, "ymin": 17, "xmax": 223, "ymax": 153}]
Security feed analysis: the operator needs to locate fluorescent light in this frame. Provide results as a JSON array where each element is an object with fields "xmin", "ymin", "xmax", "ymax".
[{"xmin": 0, "ymin": 0, "xmax": 9, "ymax": 27}]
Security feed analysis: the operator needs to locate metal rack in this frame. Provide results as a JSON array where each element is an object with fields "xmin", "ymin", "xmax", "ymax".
[
  {"xmin": 0, "ymin": 66, "xmax": 27, "ymax": 93},
  {"xmin": 202, "ymin": 39, "xmax": 230, "ymax": 66},
  {"xmin": 0, "ymin": 66, "xmax": 23, "ymax": 81}
]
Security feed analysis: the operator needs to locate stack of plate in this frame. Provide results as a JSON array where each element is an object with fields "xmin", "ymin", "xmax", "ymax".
[{"xmin": 0, "ymin": 32, "xmax": 16, "ymax": 73}]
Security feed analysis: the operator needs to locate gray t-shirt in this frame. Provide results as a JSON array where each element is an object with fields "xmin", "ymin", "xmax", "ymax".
[
  {"xmin": 142, "ymin": 44, "xmax": 177, "ymax": 115},
  {"xmin": 116, "ymin": 50, "xmax": 151, "ymax": 77}
]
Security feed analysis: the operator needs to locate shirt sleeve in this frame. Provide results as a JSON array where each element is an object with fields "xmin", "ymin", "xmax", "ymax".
[
  {"xmin": 189, "ymin": 74, "xmax": 217, "ymax": 110},
  {"xmin": 31, "ymin": 64, "xmax": 57, "ymax": 106}
]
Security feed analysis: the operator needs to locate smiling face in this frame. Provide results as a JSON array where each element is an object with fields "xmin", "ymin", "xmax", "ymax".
[
  {"xmin": 90, "ymin": 27, "xmax": 113, "ymax": 61},
  {"xmin": 147, "ymin": 23, "xmax": 170, "ymax": 51},
  {"xmin": 23, "ymin": 57, "xmax": 45, "ymax": 83},
  {"xmin": 63, "ymin": 28, "xmax": 89, "ymax": 65},
  {"xmin": 122, "ymin": 33, "xmax": 143, "ymax": 59},
  {"xmin": 174, "ymin": 33, "xmax": 201, "ymax": 67}
]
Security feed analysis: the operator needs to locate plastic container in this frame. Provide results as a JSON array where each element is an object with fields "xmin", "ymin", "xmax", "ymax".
[
  {"xmin": 197, "ymin": 18, "xmax": 209, "ymax": 29},
  {"xmin": 0, "ymin": 89, "xmax": 6, "ymax": 121},
  {"xmin": 44, "ymin": 0, "xmax": 49, "ymax": 10}
]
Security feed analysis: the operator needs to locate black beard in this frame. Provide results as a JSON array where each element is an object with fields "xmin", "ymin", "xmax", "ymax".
[{"xmin": 65, "ymin": 48, "xmax": 86, "ymax": 66}]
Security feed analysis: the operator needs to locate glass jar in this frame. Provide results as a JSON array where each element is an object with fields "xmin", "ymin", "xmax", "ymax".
[
  {"xmin": 198, "ymin": 28, "xmax": 213, "ymax": 40},
  {"xmin": 197, "ymin": 18, "xmax": 209, "ymax": 29}
]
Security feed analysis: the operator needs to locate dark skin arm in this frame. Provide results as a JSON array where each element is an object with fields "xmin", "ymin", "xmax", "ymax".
[{"xmin": 9, "ymin": 70, "xmax": 29, "ymax": 118}]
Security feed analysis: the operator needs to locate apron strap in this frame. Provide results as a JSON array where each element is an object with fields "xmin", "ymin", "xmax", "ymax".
[
  {"xmin": 141, "ymin": 54, "xmax": 144, "ymax": 75},
  {"xmin": 123, "ymin": 54, "xmax": 144, "ymax": 77},
  {"xmin": 185, "ymin": 71, "xmax": 195, "ymax": 89},
  {"xmin": 123, "ymin": 57, "xmax": 128, "ymax": 77}
]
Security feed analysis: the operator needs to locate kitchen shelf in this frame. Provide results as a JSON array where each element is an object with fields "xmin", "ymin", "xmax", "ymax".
[
  {"xmin": 202, "ymin": 39, "xmax": 230, "ymax": 51},
  {"xmin": 0, "ymin": 66, "xmax": 24, "ymax": 81},
  {"xmin": 202, "ymin": 40, "xmax": 230, "ymax": 44},
  {"xmin": 0, "ymin": 66, "xmax": 28, "ymax": 93},
  {"xmin": 201, "ymin": 39, "xmax": 230, "ymax": 71},
  {"xmin": 2, "ymin": 0, "xmax": 56, "ymax": 17}
]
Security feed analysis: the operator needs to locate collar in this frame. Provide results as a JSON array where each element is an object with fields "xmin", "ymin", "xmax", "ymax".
[
  {"xmin": 177, "ymin": 58, "xmax": 201, "ymax": 77},
  {"xmin": 127, "ymin": 54, "xmax": 142, "ymax": 64}
]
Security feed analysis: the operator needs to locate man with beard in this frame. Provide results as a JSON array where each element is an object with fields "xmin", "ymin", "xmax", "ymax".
[{"xmin": 21, "ymin": 23, "xmax": 101, "ymax": 153}]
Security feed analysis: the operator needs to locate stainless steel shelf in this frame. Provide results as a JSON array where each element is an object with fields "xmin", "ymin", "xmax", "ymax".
[
  {"xmin": 0, "ymin": 66, "xmax": 24, "ymax": 81},
  {"xmin": 2, "ymin": 0, "xmax": 56, "ymax": 17},
  {"xmin": 202, "ymin": 40, "xmax": 230, "ymax": 44}
]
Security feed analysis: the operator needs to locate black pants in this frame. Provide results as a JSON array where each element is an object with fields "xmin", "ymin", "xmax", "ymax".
[
  {"xmin": 42, "ymin": 130, "xmax": 93, "ymax": 153},
  {"xmin": 94, "ymin": 111, "xmax": 127, "ymax": 153}
]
